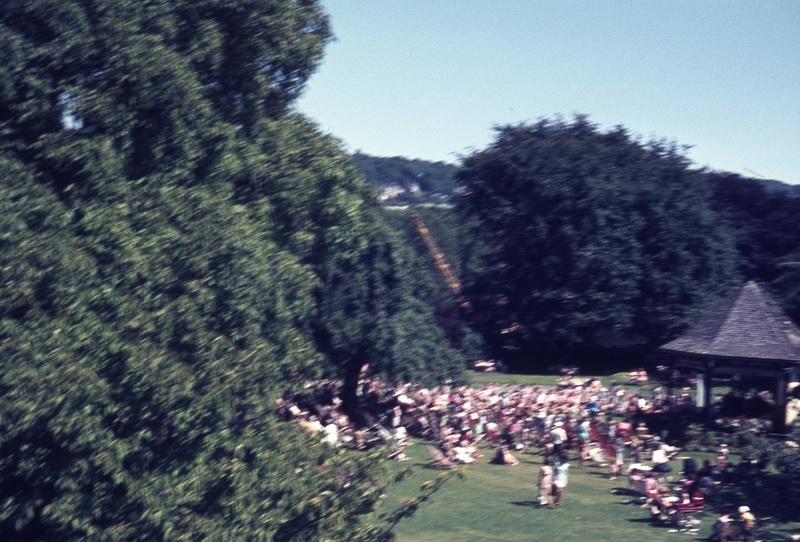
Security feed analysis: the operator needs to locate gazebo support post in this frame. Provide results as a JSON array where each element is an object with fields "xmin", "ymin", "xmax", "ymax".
[
  {"xmin": 773, "ymin": 373, "xmax": 788, "ymax": 434},
  {"xmin": 696, "ymin": 372, "xmax": 706, "ymax": 409},
  {"xmin": 700, "ymin": 360, "xmax": 714, "ymax": 426},
  {"xmin": 667, "ymin": 362, "xmax": 674, "ymax": 407}
]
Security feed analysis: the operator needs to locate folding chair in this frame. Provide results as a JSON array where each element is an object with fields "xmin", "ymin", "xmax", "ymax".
[{"xmin": 426, "ymin": 446, "xmax": 457, "ymax": 469}]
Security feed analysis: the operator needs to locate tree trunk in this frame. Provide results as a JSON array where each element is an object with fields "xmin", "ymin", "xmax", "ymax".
[{"xmin": 341, "ymin": 357, "xmax": 368, "ymax": 427}]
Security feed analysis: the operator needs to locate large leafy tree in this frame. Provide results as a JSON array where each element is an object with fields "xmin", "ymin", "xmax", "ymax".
[
  {"xmin": 708, "ymin": 172, "xmax": 800, "ymax": 284},
  {"xmin": 0, "ymin": 1, "xmax": 460, "ymax": 539},
  {"xmin": 707, "ymin": 172, "xmax": 800, "ymax": 323},
  {"xmin": 455, "ymin": 117, "xmax": 740, "ymax": 363},
  {"xmin": 250, "ymin": 117, "xmax": 464, "ymax": 420}
]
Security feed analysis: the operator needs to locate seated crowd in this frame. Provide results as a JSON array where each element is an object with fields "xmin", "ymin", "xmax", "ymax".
[
  {"xmin": 277, "ymin": 375, "xmax": 758, "ymax": 535},
  {"xmin": 275, "ymin": 373, "xmax": 695, "ymax": 466}
]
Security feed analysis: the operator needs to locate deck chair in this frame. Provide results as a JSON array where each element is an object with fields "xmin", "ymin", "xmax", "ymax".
[
  {"xmin": 671, "ymin": 494, "xmax": 705, "ymax": 527},
  {"xmin": 587, "ymin": 442, "xmax": 608, "ymax": 466},
  {"xmin": 427, "ymin": 446, "xmax": 457, "ymax": 469},
  {"xmin": 629, "ymin": 475, "xmax": 658, "ymax": 498}
]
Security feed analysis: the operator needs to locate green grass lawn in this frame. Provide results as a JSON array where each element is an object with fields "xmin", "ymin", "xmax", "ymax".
[{"xmin": 383, "ymin": 441, "xmax": 717, "ymax": 542}]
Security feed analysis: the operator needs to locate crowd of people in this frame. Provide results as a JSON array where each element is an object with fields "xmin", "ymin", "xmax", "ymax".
[
  {"xmin": 277, "ymin": 374, "xmax": 758, "ymax": 538},
  {"xmin": 277, "ymin": 372, "xmax": 695, "ymax": 456}
]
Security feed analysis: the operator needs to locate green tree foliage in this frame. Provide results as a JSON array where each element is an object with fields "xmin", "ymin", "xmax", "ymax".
[
  {"xmin": 0, "ymin": 1, "xmax": 461, "ymax": 539},
  {"xmin": 714, "ymin": 423, "xmax": 800, "ymax": 524},
  {"xmin": 771, "ymin": 249, "xmax": 800, "ymax": 324},
  {"xmin": 708, "ymin": 172, "xmax": 800, "ymax": 284},
  {"xmin": 1, "ymin": 0, "xmax": 331, "ymax": 187},
  {"xmin": 244, "ymin": 118, "xmax": 465, "ymax": 415},
  {"xmin": 0, "ymin": 133, "xmax": 375, "ymax": 541},
  {"xmin": 455, "ymin": 117, "xmax": 740, "ymax": 362},
  {"xmin": 381, "ymin": 208, "xmax": 488, "ymax": 362},
  {"xmin": 707, "ymin": 172, "xmax": 800, "ymax": 323}
]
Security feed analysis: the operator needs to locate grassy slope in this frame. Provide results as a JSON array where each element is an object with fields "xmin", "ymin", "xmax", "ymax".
[{"xmin": 385, "ymin": 442, "xmax": 717, "ymax": 542}]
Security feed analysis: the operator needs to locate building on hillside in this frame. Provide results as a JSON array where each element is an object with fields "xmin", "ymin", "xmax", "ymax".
[{"xmin": 379, "ymin": 185, "xmax": 405, "ymax": 201}]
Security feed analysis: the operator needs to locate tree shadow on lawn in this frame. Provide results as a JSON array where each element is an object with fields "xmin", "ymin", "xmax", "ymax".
[
  {"xmin": 509, "ymin": 500, "xmax": 540, "ymax": 507},
  {"xmin": 609, "ymin": 487, "xmax": 645, "ymax": 496},
  {"xmin": 717, "ymin": 477, "xmax": 800, "ymax": 523},
  {"xmin": 626, "ymin": 517, "xmax": 685, "ymax": 531},
  {"xmin": 584, "ymin": 470, "xmax": 616, "ymax": 477},
  {"xmin": 626, "ymin": 517, "xmax": 654, "ymax": 524}
]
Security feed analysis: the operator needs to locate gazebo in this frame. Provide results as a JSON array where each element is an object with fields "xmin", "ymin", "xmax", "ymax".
[{"xmin": 658, "ymin": 281, "xmax": 800, "ymax": 432}]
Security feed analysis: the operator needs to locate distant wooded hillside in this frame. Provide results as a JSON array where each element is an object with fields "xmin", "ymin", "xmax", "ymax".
[
  {"xmin": 352, "ymin": 152, "xmax": 457, "ymax": 204},
  {"xmin": 708, "ymin": 172, "xmax": 800, "ymax": 323},
  {"xmin": 354, "ymin": 152, "xmax": 800, "ymax": 205}
]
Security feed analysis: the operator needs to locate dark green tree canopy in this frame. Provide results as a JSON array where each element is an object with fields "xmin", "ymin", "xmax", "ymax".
[
  {"xmin": 455, "ymin": 116, "xmax": 740, "ymax": 358},
  {"xmin": 706, "ymin": 172, "xmax": 800, "ymax": 324},
  {"xmin": 1, "ymin": 1, "xmax": 463, "ymax": 539},
  {"xmin": 708, "ymin": 172, "xmax": 800, "ymax": 273},
  {"xmin": 1, "ymin": 0, "xmax": 331, "ymax": 189}
]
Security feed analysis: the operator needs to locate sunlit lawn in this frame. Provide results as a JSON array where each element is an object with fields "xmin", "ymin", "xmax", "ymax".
[
  {"xmin": 383, "ymin": 440, "xmax": 715, "ymax": 542},
  {"xmin": 385, "ymin": 442, "xmax": 800, "ymax": 541}
]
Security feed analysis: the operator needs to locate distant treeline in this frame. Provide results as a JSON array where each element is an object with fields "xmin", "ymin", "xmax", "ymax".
[
  {"xmin": 354, "ymin": 151, "xmax": 800, "ymax": 205},
  {"xmin": 757, "ymin": 178, "xmax": 800, "ymax": 198},
  {"xmin": 365, "ymin": 121, "xmax": 800, "ymax": 371}
]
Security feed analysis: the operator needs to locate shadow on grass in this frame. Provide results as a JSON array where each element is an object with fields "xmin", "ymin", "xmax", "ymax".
[
  {"xmin": 610, "ymin": 487, "xmax": 644, "ymax": 496},
  {"xmin": 716, "ymin": 477, "xmax": 800, "ymax": 523},
  {"xmin": 509, "ymin": 500, "xmax": 540, "ymax": 507},
  {"xmin": 585, "ymin": 471, "xmax": 615, "ymax": 477}
]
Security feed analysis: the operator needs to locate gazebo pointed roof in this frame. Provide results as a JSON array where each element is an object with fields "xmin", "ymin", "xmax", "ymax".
[{"xmin": 659, "ymin": 281, "xmax": 800, "ymax": 363}]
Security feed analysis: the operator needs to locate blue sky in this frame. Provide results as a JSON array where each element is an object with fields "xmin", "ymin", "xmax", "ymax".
[{"xmin": 297, "ymin": 1, "xmax": 800, "ymax": 184}]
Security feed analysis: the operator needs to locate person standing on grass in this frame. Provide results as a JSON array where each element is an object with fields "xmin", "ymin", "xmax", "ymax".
[
  {"xmin": 553, "ymin": 454, "xmax": 570, "ymax": 507},
  {"xmin": 609, "ymin": 445, "xmax": 621, "ymax": 480},
  {"xmin": 717, "ymin": 443, "xmax": 729, "ymax": 468},
  {"xmin": 577, "ymin": 418, "xmax": 590, "ymax": 447},
  {"xmin": 550, "ymin": 421, "xmax": 567, "ymax": 459},
  {"xmin": 712, "ymin": 510, "xmax": 733, "ymax": 540},
  {"xmin": 538, "ymin": 457, "xmax": 555, "ymax": 508}
]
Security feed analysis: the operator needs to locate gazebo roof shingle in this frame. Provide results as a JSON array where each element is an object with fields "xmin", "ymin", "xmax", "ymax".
[{"xmin": 658, "ymin": 281, "xmax": 800, "ymax": 363}]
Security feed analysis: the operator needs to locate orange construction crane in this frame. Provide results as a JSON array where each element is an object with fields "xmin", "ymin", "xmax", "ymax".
[{"xmin": 412, "ymin": 214, "xmax": 472, "ymax": 313}]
